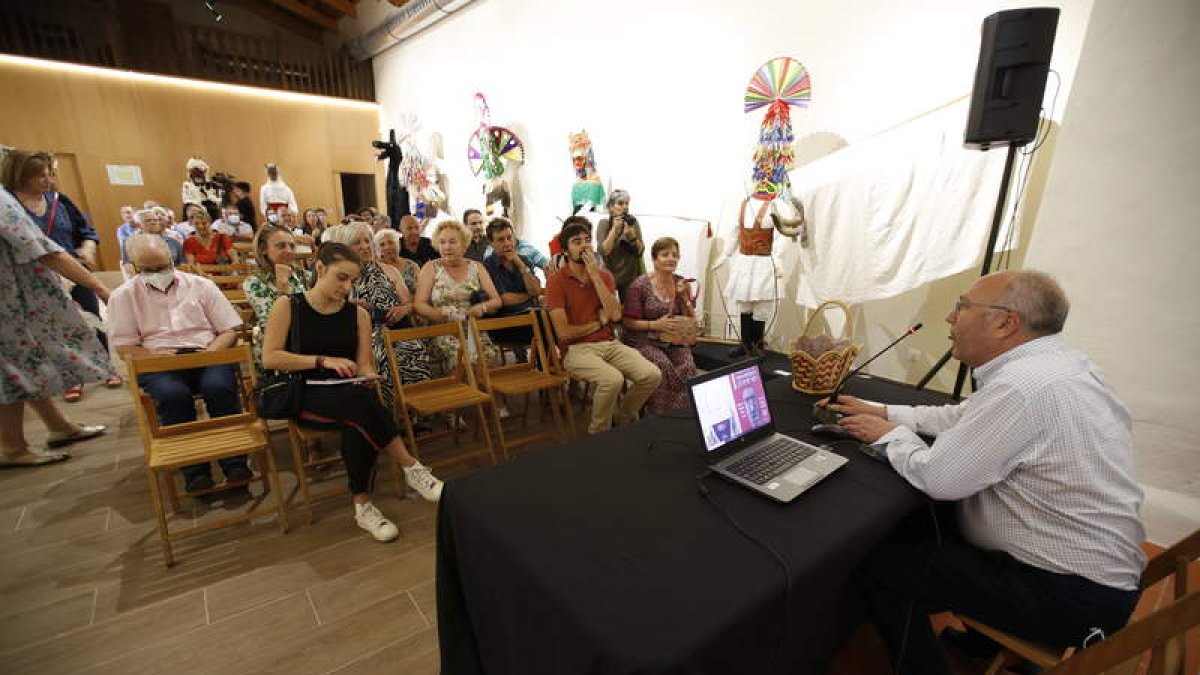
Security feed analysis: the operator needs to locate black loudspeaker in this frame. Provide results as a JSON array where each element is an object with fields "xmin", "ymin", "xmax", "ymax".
[{"xmin": 964, "ymin": 8, "xmax": 1060, "ymax": 148}]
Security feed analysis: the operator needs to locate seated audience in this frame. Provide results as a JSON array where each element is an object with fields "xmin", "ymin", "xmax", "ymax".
[
  {"xmin": 414, "ymin": 220, "xmax": 502, "ymax": 367},
  {"xmin": 398, "ymin": 214, "xmax": 439, "ymax": 266},
  {"xmin": 595, "ymin": 189, "xmax": 645, "ymax": 300},
  {"xmin": 261, "ymin": 243, "xmax": 442, "ymax": 542},
  {"xmin": 214, "ymin": 204, "xmax": 254, "ymax": 242},
  {"xmin": 826, "ymin": 270, "xmax": 1146, "ymax": 675},
  {"xmin": 375, "ymin": 228, "xmax": 420, "ymax": 296},
  {"xmin": 294, "ymin": 208, "xmax": 322, "ymax": 248},
  {"xmin": 370, "ymin": 213, "xmax": 391, "ymax": 233},
  {"xmin": 243, "ymin": 225, "xmax": 310, "ymax": 374},
  {"xmin": 462, "ymin": 209, "xmax": 488, "ymax": 262},
  {"xmin": 327, "ymin": 222, "xmax": 433, "ymax": 410},
  {"xmin": 108, "ymin": 234, "xmax": 250, "ymax": 493},
  {"xmin": 121, "ymin": 208, "xmax": 183, "ymax": 278},
  {"xmin": 183, "ymin": 209, "xmax": 238, "ymax": 266},
  {"xmin": 484, "ymin": 231, "xmax": 550, "ymax": 272},
  {"xmin": 545, "ymin": 217, "xmax": 661, "ymax": 434},
  {"xmin": 482, "ymin": 217, "xmax": 542, "ymax": 347},
  {"xmin": 115, "ymin": 204, "xmax": 138, "ymax": 250},
  {"xmin": 621, "ymin": 237, "xmax": 698, "ymax": 415},
  {"xmin": 169, "ymin": 205, "xmax": 194, "ymax": 242}
]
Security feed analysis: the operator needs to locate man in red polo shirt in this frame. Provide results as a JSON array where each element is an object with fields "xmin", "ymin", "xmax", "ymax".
[{"xmin": 546, "ymin": 217, "xmax": 661, "ymax": 434}]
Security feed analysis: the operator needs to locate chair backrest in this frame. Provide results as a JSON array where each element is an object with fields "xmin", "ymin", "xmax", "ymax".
[
  {"xmin": 1042, "ymin": 528, "xmax": 1200, "ymax": 675},
  {"xmin": 536, "ymin": 310, "xmax": 569, "ymax": 376},
  {"xmin": 382, "ymin": 321, "xmax": 482, "ymax": 408},
  {"xmin": 124, "ymin": 347, "xmax": 260, "ymax": 450},
  {"xmin": 469, "ymin": 310, "xmax": 553, "ymax": 387}
]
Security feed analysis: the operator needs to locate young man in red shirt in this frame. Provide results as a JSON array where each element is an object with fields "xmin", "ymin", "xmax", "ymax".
[{"xmin": 545, "ymin": 217, "xmax": 661, "ymax": 434}]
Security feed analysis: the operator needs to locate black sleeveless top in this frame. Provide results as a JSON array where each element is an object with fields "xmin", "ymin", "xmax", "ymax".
[{"xmin": 286, "ymin": 292, "xmax": 358, "ymax": 380}]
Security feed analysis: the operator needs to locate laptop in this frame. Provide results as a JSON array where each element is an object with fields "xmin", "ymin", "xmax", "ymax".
[{"xmin": 687, "ymin": 361, "xmax": 848, "ymax": 503}]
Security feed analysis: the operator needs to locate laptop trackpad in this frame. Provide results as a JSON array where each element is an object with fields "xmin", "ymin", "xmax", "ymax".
[{"xmin": 781, "ymin": 466, "xmax": 819, "ymax": 487}]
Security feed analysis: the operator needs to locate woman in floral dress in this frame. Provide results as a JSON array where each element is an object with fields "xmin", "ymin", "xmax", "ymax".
[
  {"xmin": 327, "ymin": 222, "xmax": 433, "ymax": 409},
  {"xmin": 620, "ymin": 237, "xmax": 698, "ymax": 415},
  {"xmin": 243, "ymin": 225, "xmax": 311, "ymax": 376},
  {"xmin": 0, "ymin": 188, "xmax": 112, "ymax": 466},
  {"xmin": 413, "ymin": 220, "xmax": 502, "ymax": 368}
]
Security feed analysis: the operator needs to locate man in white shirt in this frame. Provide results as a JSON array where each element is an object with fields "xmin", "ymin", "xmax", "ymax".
[
  {"xmin": 827, "ymin": 270, "xmax": 1146, "ymax": 675},
  {"xmin": 258, "ymin": 163, "xmax": 298, "ymax": 217},
  {"xmin": 213, "ymin": 204, "xmax": 254, "ymax": 242}
]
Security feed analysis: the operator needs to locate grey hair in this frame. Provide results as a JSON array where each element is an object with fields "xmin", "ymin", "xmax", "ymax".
[
  {"xmin": 607, "ymin": 189, "xmax": 630, "ymax": 208},
  {"xmin": 327, "ymin": 220, "xmax": 376, "ymax": 258},
  {"xmin": 133, "ymin": 209, "xmax": 155, "ymax": 225},
  {"xmin": 995, "ymin": 270, "xmax": 1070, "ymax": 336},
  {"xmin": 372, "ymin": 213, "xmax": 391, "ymax": 227},
  {"xmin": 373, "ymin": 227, "xmax": 400, "ymax": 248}
]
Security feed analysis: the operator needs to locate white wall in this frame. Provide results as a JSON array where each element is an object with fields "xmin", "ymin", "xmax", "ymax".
[
  {"xmin": 1023, "ymin": 0, "xmax": 1200, "ymax": 545},
  {"xmin": 363, "ymin": 0, "xmax": 1094, "ymax": 391}
]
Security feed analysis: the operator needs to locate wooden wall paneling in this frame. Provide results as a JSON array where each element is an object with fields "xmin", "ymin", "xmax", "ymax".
[{"xmin": 0, "ymin": 59, "xmax": 382, "ymax": 271}]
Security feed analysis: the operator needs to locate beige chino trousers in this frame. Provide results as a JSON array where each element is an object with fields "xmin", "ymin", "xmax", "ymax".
[{"xmin": 563, "ymin": 340, "xmax": 662, "ymax": 434}]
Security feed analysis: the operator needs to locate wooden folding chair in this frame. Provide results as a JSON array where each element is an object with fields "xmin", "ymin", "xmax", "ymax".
[
  {"xmin": 958, "ymin": 527, "xmax": 1200, "ymax": 675},
  {"xmin": 470, "ymin": 311, "xmax": 576, "ymax": 458},
  {"xmin": 537, "ymin": 309, "xmax": 601, "ymax": 415},
  {"xmin": 383, "ymin": 322, "xmax": 502, "ymax": 470},
  {"xmin": 125, "ymin": 346, "xmax": 288, "ymax": 567}
]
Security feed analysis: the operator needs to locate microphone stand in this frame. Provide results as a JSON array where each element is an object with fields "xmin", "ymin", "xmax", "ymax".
[
  {"xmin": 812, "ymin": 324, "xmax": 922, "ymax": 435},
  {"xmin": 916, "ymin": 141, "xmax": 1021, "ymax": 399}
]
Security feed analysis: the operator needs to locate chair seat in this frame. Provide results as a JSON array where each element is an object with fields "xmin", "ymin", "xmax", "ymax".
[
  {"xmin": 148, "ymin": 424, "xmax": 269, "ymax": 470},
  {"xmin": 404, "ymin": 381, "xmax": 493, "ymax": 415},
  {"xmin": 958, "ymin": 616, "xmax": 1070, "ymax": 668},
  {"xmin": 488, "ymin": 369, "xmax": 569, "ymax": 396}
]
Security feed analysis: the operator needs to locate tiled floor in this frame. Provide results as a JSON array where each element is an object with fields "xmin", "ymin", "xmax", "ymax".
[{"xmin": 3, "ymin": 382, "xmax": 1196, "ymax": 674}]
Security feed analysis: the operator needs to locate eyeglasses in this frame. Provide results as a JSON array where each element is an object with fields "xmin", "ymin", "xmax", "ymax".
[{"xmin": 952, "ymin": 299, "xmax": 1014, "ymax": 315}]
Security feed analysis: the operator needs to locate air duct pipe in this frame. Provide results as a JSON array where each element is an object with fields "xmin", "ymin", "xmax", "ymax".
[{"xmin": 346, "ymin": 0, "xmax": 475, "ymax": 61}]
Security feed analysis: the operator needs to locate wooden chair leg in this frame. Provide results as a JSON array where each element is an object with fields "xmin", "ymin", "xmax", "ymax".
[
  {"xmin": 288, "ymin": 425, "xmax": 316, "ymax": 525},
  {"xmin": 561, "ymin": 385, "xmax": 578, "ymax": 440},
  {"xmin": 146, "ymin": 468, "xmax": 174, "ymax": 567},
  {"xmin": 165, "ymin": 470, "xmax": 182, "ymax": 514},
  {"xmin": 476, "ymin": 404, "xmax": 500, "ymax": 465},
  {"xmin": 262, "ymin": 444, "xmax": 288, "ymax": 534},
  {"xmin": 548, "ymin": 387, "xmax": 567, "ymax": 443}
]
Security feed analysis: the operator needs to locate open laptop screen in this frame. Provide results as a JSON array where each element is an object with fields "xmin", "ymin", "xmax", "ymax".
[{"xmin": 691, "ymin": 363, "xmax": 771, "ymax": 453}]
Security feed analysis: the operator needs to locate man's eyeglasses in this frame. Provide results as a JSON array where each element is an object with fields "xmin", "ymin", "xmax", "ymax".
[{"xmin": 952, "ymin": 299, "xmax": 1015, "ymax": 315}]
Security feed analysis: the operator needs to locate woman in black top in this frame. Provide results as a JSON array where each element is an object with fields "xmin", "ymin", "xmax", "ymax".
[{"xmin": 262, "ymin": 243, "xmax": 442, "ymax": 543}]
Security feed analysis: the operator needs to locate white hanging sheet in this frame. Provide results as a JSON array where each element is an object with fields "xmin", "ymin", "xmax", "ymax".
[{"xmin": 790, "ymin": 100, "xmax": 1014, "ymax": 308}]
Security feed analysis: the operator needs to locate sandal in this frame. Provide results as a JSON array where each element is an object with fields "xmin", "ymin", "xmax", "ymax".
[
  {"xmin": 0, "ymin": 446, "xmax": 70, "ymax": 468},
  {"xmin": 46, "ymin": 423, "xmax": 107, "ymax": 448},
  {"xmin": 104, "ymin": 375, "xmax": 124, "ymax": 388},
  {"xmin": 63, "ymin": 385, "xmax": 84, "ymax": 403}
]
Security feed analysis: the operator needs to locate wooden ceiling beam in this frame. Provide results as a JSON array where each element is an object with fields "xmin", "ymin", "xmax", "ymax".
[
  {"xmin": 315, "ymin": 0, "xmax": 357, "ymax": 19},
  {"xmin": 221, "ymin": 0, "xmax": 325, "ymax": 42},
  {"xmin": 264, "ymin": 0, "xmax": 339, "ymax": 31}
]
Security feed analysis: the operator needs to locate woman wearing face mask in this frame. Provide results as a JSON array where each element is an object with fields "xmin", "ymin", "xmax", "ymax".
[
  {"xmin": 414, "ymin": 220, "xmax": 502, "ymax": 368},
  {"xmin": 621, "ymin": 237, "xmax": 698, "ymax": 415},
  {"xmin": 595, "ymin": 190, "xmax": 645, "ymax": 300},
  {"xmin": 183, "ymin": 208, "xmax": 238, "ymax": 266},
  {"xmin": 261, "ymin": 242, "xmax": 442, "ymax": 543},
  {"xmin": 327, "ymin": 222, "xmax": 433, "ymax": 411},
  {"xmin": 243, "ymin": 225, "xmax": 310, "ymax": 375},
  {"xmin": 0, "ymin": 181, "xmax": 112, "ymax": 466}
]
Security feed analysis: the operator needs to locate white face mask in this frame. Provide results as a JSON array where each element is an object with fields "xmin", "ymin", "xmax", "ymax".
[
  {"xmin": 142, "ymin": 268, "xmax": 175, "ymax": 292},
  {"xmin": 267, "ymin": 213, "xmax": 279, "ymax": 223},
  {"xmin": 226, "ymin": 214, "xmax": 240, "ymax": 224}
]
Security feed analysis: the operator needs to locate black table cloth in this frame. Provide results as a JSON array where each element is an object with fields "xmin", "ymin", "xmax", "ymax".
[{"xmin": 437, "ymin": 374, "xmax": 952, "ymax": 674}]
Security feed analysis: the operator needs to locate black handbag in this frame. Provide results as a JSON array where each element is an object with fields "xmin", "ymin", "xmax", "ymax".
[{"xmin": 254, "ymin": 294, "xmax": 306, "ymax": 420}]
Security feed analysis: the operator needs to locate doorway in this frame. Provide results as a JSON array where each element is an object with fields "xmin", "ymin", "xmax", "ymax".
[{"xmin": 338, "ymin": 172, "xmax": 377, "ymax": 218}]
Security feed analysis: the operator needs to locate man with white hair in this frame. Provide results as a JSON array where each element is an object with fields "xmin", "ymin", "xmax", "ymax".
[
  {"xmin": 108, "ymin": 234, "xmax": 249, "ymax": 494},
  {"xmin": 827, "ymin": 270, "xmax": 1146, "ymax": 675},
  {"xmin": 120, "ymin": 209, "xmax": 183, "ymax": 279}
]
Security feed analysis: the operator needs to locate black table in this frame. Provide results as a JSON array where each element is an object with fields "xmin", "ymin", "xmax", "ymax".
[{"xmin": 437, "ymin": 374, "xmax": 952, "ymax": 674}]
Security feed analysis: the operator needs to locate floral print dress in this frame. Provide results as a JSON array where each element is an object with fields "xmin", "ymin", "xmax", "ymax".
[
  {"xmin": 243, "ymin": 268, "xmax": 311, "ymax": 377},
  {"xmin": 621, "ymin": 274, "xmax": 697, "ymax": 415},
  {"xmin": 427, "ymin": 260, "xmax": 498, "ymax": 367},
  {"xmin": 353, "ymin": 261, "xmax": 433, "ymax": 409},
  {"xmin": 0, "ymin": 192, "xmax": 113, "ymax": 404}
]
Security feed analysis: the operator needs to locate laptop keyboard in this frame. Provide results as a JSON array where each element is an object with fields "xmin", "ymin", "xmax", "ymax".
[{"xmin": 725, "ymin": 439, "xmax": 817, "ymax": 485}]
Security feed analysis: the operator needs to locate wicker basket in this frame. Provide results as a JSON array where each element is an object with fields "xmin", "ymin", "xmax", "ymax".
[{"xmin": 790, "ymin": 300, "xmax": 862, "ymax": 394}]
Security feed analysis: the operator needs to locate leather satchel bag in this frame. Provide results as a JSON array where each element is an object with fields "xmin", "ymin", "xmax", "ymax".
[{"xmin": 254, "ymin": 294, "xmax": 305, "ymax": 419}]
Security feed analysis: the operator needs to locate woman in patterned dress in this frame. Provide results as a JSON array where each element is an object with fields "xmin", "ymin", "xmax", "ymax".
[
  {"xmin": 620, "ymin": 237, "xmax": 698, "ymax": 415},
  {"xmin": 413, "ymin": 220, "xmax": 502, "ymax": 368},
  {"xmin": 327, "ymin": 222, "xmax": 433, "ymax": 409},
  {"xmin": 0, "ymin": 188, "xmax": 112, "ymax": 466},
  {"xmin": 243, "ymin": 225, "xmax": 311, "ymax": 376}
]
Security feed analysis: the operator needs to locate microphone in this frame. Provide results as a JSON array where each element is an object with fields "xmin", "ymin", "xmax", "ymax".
[{"xmin": 811, "ymin": 323, "xmax": 923, "ymax": 434}]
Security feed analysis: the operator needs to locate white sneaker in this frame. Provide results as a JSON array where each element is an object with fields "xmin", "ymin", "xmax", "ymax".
[
  {"xmin": 354, "ymin": 502, "xmax": 399, "ymax": 542},
  {"xmin": 403, "ymin": 461, "xmax": 444, "ymax": 502}
]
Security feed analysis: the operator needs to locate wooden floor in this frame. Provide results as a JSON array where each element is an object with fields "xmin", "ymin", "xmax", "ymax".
[{"xmin": 2, "ymin": 383, "xmax": 1196, "ymax": 674}]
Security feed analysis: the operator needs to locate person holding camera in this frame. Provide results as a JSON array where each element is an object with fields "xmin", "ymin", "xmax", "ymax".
[{"xmin": 595, "ymin": 189, "xmax": 645, "ymax": 300}]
